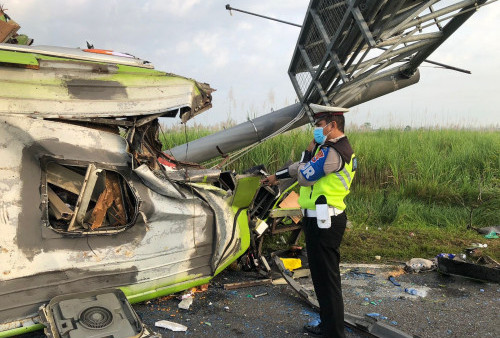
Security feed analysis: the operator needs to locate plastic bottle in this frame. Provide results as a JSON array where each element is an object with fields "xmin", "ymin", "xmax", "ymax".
[{"xmin": 405, "ymin": 288, "xmax": 418, "ymax": 296}]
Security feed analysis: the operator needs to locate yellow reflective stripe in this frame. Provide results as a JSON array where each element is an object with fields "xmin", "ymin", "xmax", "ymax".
[{"xmin": 335, "ymin": 172, "xmax": 349, "ymax": 190}]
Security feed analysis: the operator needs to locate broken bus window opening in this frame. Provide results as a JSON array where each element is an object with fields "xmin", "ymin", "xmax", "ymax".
[{"xmin": 42, "ymin": 160, "xmax": 139, "ymax": 235}]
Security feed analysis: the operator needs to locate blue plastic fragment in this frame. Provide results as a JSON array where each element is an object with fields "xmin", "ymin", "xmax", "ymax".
[
  {"xmin": 364, "ymin": 297, "xmax": 370, "ymax": 301},
  {"xmin": 405, "ymin": 288, "xmax": 418, "ymax": 295},
  {"xmin": 308, "ymin": 319, "xmax": 321, "ymax": 326},
  {"xmin": 366, "ymin": 313, "xmax": 380, "ymax": 318},
  {"xmin": 390, "ymin": 321, "xmax": 398, "ymax": 325},
  {"xmin": 388, "ymin": 276, "xmax": 401, "ymax": 286}
]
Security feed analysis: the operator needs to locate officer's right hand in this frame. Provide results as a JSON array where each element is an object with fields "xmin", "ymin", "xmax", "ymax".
[
  {"xmin": 307, "ymin": 139, "xmax": 316, "ymax": 152},
  {"xmin": 261, "ymin": 174, "xmax": 278, "ymax": 186}
]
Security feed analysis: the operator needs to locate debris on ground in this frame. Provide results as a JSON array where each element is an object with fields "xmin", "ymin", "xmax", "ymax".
[
  {"xmin": 272, "ymin": 268, "xmax": 310, "ymax": 285},
  {"xmin": 404, "ymin": 258, "xmax": 434, "ymax": 273},
  {"xmin": 223, "ymin": 278, "xmax": 272, "ymax": 290},
  {"xmin": 474, "ymin": 225, "xmax": 500, "ymax": 235},
  {"xmin": 154, "ymin": 320, "xmax": 188, "ymax": 332},
  {"xmin": 388, "ymin": 276, "xmax": 401, "ymax": 286},
  {"xmin": 404, "ymin": 287, "xmax": 427, "ymax": 297},
  {"xmin": 437, "ymin": 256, "xmax": 500, "ymax": 283},
  {"xmin": 345, "ymin": 267, "xmax": 376, "ymax": 279},
  {"xmin": 280, "ymin": 257, "xmax": 302, "ymax": 271},
  {"xmin": 254, "ymin": 292, "xmax": 268, "ymax": 298},
  {"xmin": 178, "ymin": 294, "xmax": 194, "ymax": 310},
  {"xmin": 484, "ymin": 231, "xmax": 499, "ymax": 239}
]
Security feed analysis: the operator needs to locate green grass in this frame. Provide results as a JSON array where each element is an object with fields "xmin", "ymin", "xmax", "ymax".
[{"xmin": 161, "ymin": 127, "xmax": 500, "ymax": 261}]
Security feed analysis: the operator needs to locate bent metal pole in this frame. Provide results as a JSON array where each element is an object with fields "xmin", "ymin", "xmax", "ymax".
[{"xmin": 170, "ymin": 66, "xmax": 420, "ymax": 164}]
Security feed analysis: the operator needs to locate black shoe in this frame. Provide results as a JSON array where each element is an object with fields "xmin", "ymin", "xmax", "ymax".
[{"xmin": 303, "ymin": 323, "xmax": 323, "ymax": 337}]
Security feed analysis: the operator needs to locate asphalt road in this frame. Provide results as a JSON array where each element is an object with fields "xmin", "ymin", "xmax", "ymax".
[{"xmin": 20, "ymin": 263, "xmax": 499, "ymax": 337}]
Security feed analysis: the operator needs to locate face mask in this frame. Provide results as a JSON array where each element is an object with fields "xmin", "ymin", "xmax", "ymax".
[{"xmin": 313, "ymin": 127, "xmax": 326, "ymax": 144}]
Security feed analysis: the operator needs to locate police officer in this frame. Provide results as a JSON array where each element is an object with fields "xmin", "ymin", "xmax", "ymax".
[{"xmin": 262, "ymin": 104, "xmax": 357, "ymax": 337}]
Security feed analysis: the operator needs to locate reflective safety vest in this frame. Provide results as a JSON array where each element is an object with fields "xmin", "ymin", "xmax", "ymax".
[{"xmin": 298, "ymin": 137, "xmax": 356, "ymax": 210}]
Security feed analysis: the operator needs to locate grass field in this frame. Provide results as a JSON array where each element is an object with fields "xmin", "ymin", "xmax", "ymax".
[{"xmin": 162, "ymin": 127, "xmax": 500, "ymax": 262}]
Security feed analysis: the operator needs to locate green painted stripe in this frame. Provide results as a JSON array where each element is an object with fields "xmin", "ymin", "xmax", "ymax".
[
  {"xmin": 0, "ymin": 324, "xmax": 44, "ymax": 338},
  {"xmin": 121, "ymin": 276, "xmax": 213, "ymax": 304},
  {"xmin": 0, "ymin": 50, "xmax": 38, "ymax": 66},
  {"xmin": 214, "ymin": 206, "xmax": 251, "ymax": 276}
]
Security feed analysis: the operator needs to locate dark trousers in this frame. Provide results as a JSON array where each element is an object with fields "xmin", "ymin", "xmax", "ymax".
[{"xmin": 303, "ymin": 212, "xmax": 347, "ymax": 338}]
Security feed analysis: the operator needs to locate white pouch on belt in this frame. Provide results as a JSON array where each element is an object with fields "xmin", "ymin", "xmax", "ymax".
[{"xmin": 316, "ymin": 204, "xmax": 331, "ymax": 229}]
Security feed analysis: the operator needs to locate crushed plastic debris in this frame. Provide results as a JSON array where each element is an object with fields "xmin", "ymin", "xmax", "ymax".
[
  {"xmin": 405, "ymin": 258, "xmax": 434, "ymax": 273},
  {"xmin": 155, "ymin": 320, "xmax": 188, "ymax": 332},
  {"xmin": 366, "ymin": 313, "xmax": 380, "ymax": 318},
  {"xmin": 405, "ymin": 288, "xmax": 418, "ymax": 295},
  {"xmin": 388, "ymin": 276, "xmax": 401, "ymax": 286},
  {"xmin": 484, "ymin": 231, "xmax": 499, "ymax": 239},
  {"xmin": 280, "ymin": 258, "xmax": 302, "ymax": 271},
  {"xmin": 404, "ymin": 287, "xmax": 427, "ymax": 297},
  {"xmin": 345, "ymin": 268, "xmax": 375, "ymax": 279},
  {"xmin": 178, "ymin": 295, "xmax": 193, "ymax": 310}
]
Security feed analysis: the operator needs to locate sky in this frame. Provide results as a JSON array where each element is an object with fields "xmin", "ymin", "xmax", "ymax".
[{"xmin": 3, "ymin": 0, "xmax": 499, "ymax": 128}]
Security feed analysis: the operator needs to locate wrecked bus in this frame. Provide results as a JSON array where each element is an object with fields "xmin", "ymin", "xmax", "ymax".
[{"xmin": 0, "ymin": 44, "xmax": 262, "ymax": 336}]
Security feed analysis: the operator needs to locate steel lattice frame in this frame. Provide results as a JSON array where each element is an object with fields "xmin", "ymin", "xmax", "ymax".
[{"xmin": 288, "ymin": 0, "xmax": 491, "ymax": 110}]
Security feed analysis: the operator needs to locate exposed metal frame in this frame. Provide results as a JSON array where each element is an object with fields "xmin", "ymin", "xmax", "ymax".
[{"xmin": 288, "ymin": 0, "xmax": 492, "ymax": 108}]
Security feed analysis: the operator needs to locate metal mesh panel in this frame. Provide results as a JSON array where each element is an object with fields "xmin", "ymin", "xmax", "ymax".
[
  {"xmin": 289, "ymin": 0, "xmax": 487, "ymax": 106},
  {"xmin": 303, "ymin": 24, "xmax": 325, "ymax": 67},
  {"xmin": 317, "ymin": 0, "xmax": 348, "ymax": 38},
  {"xmin": 296, "ymin": 71, "xmax": 313, "ymax": 98}
]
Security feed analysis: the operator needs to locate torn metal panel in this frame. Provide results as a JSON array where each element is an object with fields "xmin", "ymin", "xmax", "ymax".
[
  {"xmin": 46, "ymin": 162, "xmax": 85, "ymax": 196},
  {"xmin": 90, "ymin": 171, "xmax": 127, "ymax": 230},
  {"xmin": 164, "ymin": 168, "xmax": 222, "ymax": 184},
  {"xmin": 0, "ymin": 47, "xmax": 214, "ymax": 122},
  {"xmin": 47, "ymin": 186, "xmax": 73, "ymax": 221},
  {"xmin": 0, "ymin": 42, "xmax": 153, "ymax": 68},
  {"xmin": 0, "ymin": 116, "xmax": 245, "ymax": 329},
  {"xmin": 68, "ymin": 164, "xmax": 102, "ymax": 231},
  {"xmin": 133, "ymin": 164, "xmax": 184, "ymax": 199}
]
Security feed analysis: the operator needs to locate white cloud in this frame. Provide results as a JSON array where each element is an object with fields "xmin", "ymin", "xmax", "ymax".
[
  {"xmin": 141, "ymin": 0, "xmax": 202, "ymax": 17},
  {"xmin": 236, "ymin": 21, "xmax": 253, "ymax": 31},
  {"xmin": 175, "ymin": 41, "xmax": 192, "ymax": 54}
]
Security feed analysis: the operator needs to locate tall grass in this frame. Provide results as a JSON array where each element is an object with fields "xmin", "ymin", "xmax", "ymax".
[{"xmin": 161, "ymin": 127, "xmax": 500, "ymax": 230}]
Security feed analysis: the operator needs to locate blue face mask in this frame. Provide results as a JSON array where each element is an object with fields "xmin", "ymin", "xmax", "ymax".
[{"xmin": 313, "ymin": 127, "xmax": 326, "ymax": 144}]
